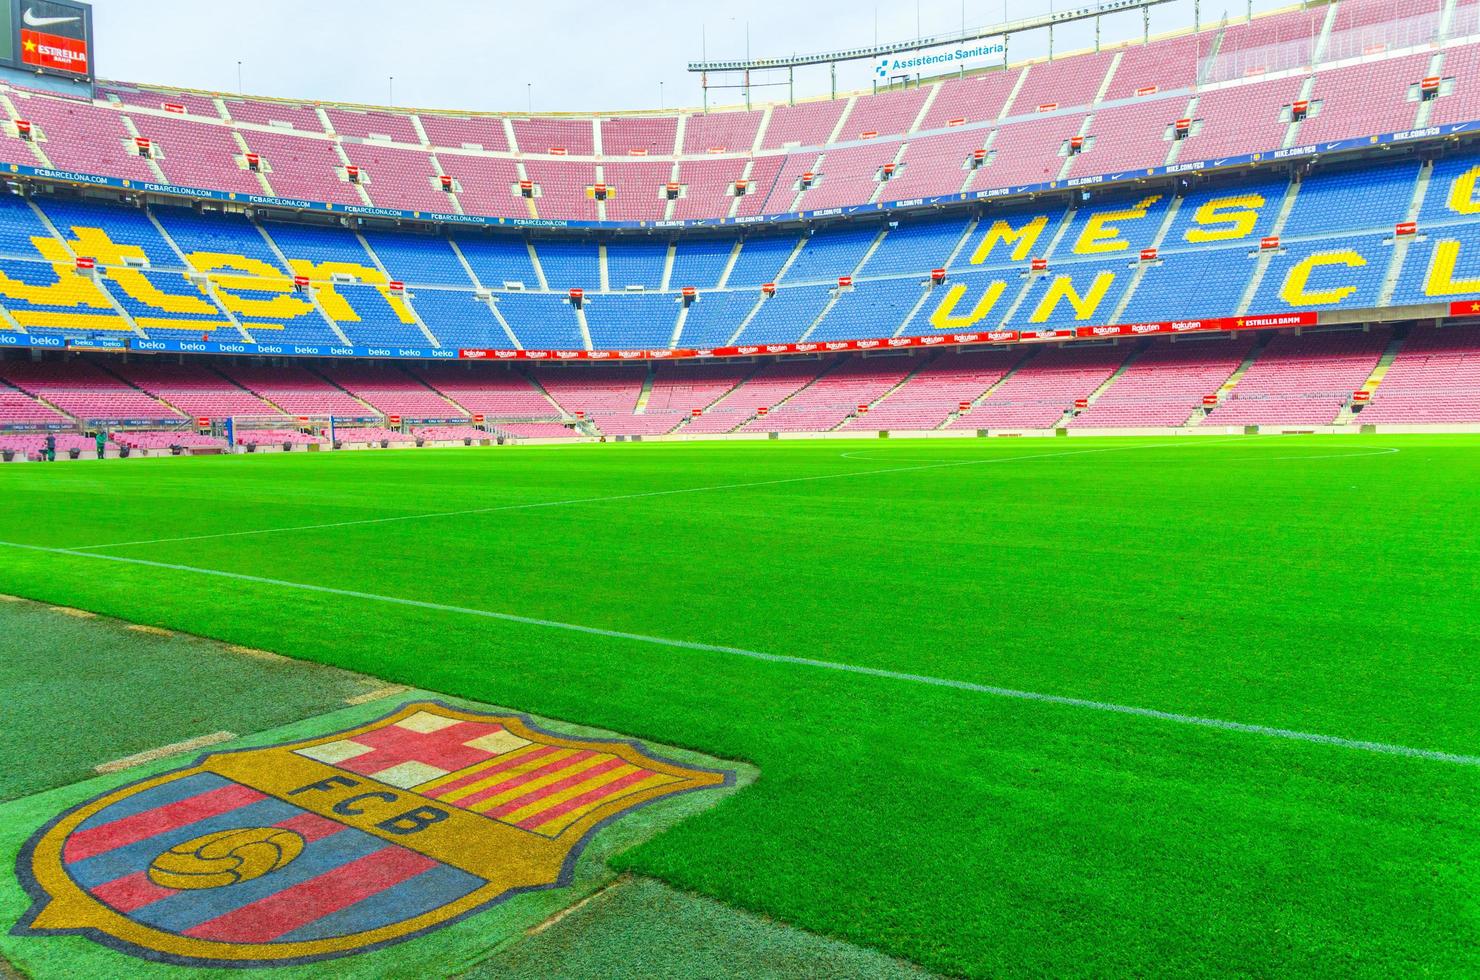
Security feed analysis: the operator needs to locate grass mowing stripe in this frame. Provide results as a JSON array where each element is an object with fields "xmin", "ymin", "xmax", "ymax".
[
  {"xmin": 2, "ymin": 538, "xmax": 1474, "ymax": 770},
  {"xmin": 69, "ymin": 440, "xmax": 1236, "ymax": 552}
]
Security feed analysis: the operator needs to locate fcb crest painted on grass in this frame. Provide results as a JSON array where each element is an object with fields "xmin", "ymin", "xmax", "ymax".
[{"xmin": 13, "ymin": 702, "xmax": 731, "ymax": 966}]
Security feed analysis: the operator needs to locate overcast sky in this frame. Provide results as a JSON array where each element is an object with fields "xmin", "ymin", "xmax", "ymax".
[{"xmin": 89, "ymin": 0, "xmax": 1293, "ymax": 113}]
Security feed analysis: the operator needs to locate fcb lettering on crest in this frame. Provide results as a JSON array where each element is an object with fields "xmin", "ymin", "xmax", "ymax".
[{"xmin": 13, "ymin": 702, "xmax": 732, "ymax": 966}]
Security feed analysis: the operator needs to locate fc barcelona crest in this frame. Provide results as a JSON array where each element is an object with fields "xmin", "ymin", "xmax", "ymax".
[{"xmin": 14, "ymin": 702, "xmax": 731, "ymax": 966}]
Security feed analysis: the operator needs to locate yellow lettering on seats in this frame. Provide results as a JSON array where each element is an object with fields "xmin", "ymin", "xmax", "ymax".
[
  {"xmin": 286, "ymin": 259, "xmax": 415, "ymax": 324},
  {"xmin": 102, "ymin": 268, "xmax": 219, "ymax": 315},
  {"xmin": 1421, "ymin": 239, "xmax": 1480, "ymax": 295},
  {"xmin": 0, "ymin": 235, "xmax": 117, "ymax": 312},
  {"xmin": 1029, "ymin": 272, "xmax": 1116, "ymax": 322},
  {"xmin": 968, "ymin": 216, "xmax": 1049, "ymax": 265},
  {"xmin": 1278, "ymin": 251, "xmax": 1366, "ymax": 306},
  {"xmin": 189, "ymin": 253, "xmax": 314, "ymax": 319},
  {"xmin": 1071, "ymin": 196, "xmax": 1162, "ymax": 255},
  {"xmin": 61, "ymin": 227, "xmax": 152, "ymax": 268},
  {"xmin": 929, "ymin": 280, "xmax": 1008, "ymax": 329},
  {"xmin": 1444, "ymin": 165, "xmax": 1480, "ymax": 216},
  {"xmin": 1185, "ymin": 194, "xmax": 1265, "ymax": 243}
]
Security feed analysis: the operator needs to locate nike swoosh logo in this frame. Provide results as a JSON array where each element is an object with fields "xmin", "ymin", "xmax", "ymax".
[{"xmin": 23, "ymin": 8, "xmax": 81, "ymax": 27}]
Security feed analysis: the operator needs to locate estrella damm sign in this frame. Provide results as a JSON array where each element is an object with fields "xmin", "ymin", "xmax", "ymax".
[{"xmin": 14, "ymin": 702, "xmax": 730, "ymax": 966}]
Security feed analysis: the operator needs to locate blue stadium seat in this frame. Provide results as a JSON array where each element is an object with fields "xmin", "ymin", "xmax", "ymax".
[
  {"xmin": 454, "ymin": 236, "xmax": 541, "ymax": 288},
  {"xmin": 584, "ymin": 292, "xmax": 681, "ymax": 348},
  {"xmin": 676, "ymin": 290, "xmax": 761, "ymax": 347},
  {"xmin": 810, "ymin": 279, "xmax": 923, "ymax": 340},
  {"xmin": 37, "ymin": 196, "xmax": 182, "ymax": 268},
  {"xmin": 726, "ymin": 234, "xmax": 802, "ymax": 287},
  {"xmin": 605, "ymin": 240, "xmax": 667, "ymax": 290},
  {"xmin": 495, "ymin": 291, "xmax": 584, "ymax": 349},
  {"xmin": 361, "ymin": 230, "xmax": 472, "ymax": 286},
  {"xmin": 411, "ymin": 288, "xmax": 511, "ymax": 348},
  {"xmin": 669, "ymin": 239, "xmax": 734, "ymax": 289},
  {"xmin": 732, "ymin": 285, "xmax": 832, "ymax": 344},
  {"xmin": 786, "ymin": 226, "xmax": 881, "ymax": 282},
  {"xmin": 860, "ymin": 218, "xmax": 969, "ymax": 277},
  {"xmin": 154, "ymin": 206, "xmax": 287, "ymax": 271},
  {"xmin": 533, "ymin": 240, "xmax": 600, "ymax": 291},
  {"xmin": 1248, "ymin": 233, "xmax": 1390, "ymax": 312},
  {"xmin": 1280, "ymin": 161, "xmax": 1420, "ymax": 239}
]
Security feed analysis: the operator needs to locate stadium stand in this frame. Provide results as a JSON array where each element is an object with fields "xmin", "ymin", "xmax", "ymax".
[{"xmin": 2, "ymin": 2, "xmax": 1480, "ymax": 446}]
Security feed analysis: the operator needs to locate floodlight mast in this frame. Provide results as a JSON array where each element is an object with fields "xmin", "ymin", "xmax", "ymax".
[{"xmin": 690, "ymin": 0, "xmax": 1187, "ymax": 111}]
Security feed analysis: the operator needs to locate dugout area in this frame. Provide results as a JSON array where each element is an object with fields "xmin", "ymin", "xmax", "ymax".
[{"xmin": 0, "ymin": 600, "xmax": 913, "ymax": 978}]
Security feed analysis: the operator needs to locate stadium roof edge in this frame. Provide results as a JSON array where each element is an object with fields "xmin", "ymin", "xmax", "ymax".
[{"xmin": 92, "ymin": 0, "xmax": 1321, "ymax": 121}]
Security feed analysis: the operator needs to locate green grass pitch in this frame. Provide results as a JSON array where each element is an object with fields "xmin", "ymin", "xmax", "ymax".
[{"xmin": 1, "ymin": 434, "xmax": 1477, "ymax": 976}]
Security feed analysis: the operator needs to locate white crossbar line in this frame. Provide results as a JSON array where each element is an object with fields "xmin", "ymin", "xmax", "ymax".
[{"xmin": 1, "ymin": 538, "xmax": 1474, "ymax": 770}]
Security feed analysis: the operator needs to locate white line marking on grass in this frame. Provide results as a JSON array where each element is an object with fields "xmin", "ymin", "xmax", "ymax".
[
  {"xmin": 2, "ymin": 537, "xmax": 1476, "ymax": 770},
  {"xmin": 71, "ymin": 440, "xmax": 1232, "ymax": 553},
  {"xmin": 94, "ymin": 730, "xmax": 236, "ymax": 774},
  {"xmin": 1225, "ymin": 447, "xmax": 1402, "ymax": 462}
]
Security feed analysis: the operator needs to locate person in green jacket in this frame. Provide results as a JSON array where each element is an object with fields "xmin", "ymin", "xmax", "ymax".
[
  {"xmin": 95, "ymin": 431, "xmax": 106, "ymax": 460},
  {"xmin": 44, "ymin": 434, "xmax": 55, "ymax": 462}
]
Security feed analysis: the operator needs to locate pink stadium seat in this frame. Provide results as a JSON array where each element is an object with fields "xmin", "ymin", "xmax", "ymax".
[
  {"xmin": 324, "ymin": 107, "xmax": 419, "ymax": 144},
  {"xmin": 1207, "ymin": 328, "xmax": 1391, "ymax": 426},
  {"xmin": 1355, "ymin": 324, "xmax": 1480, "ymax": 424},
  {"xmin": 946, "ymin": 343, "xmax": 1128, "ymax": 429},
  {"xmin": 601, "ymin": 116, "xmax": 679, "ymax": 157},
  {"xmin": 419, "ymin": 114, "xmax": 510, "ymax": 153},
  {"xmin": 918, "ymin": 69, "xmax": 1023, "ymax": 130},
  {"xmin": 317, "ymin": 365, "xmax": 466, "ymax": 418},
  {"xmin": 1013, "ymin": 50, "xmax": 1118, "ymax": 114},
  {"xmin": 15, "ymin": 93, "xmax": 157, "ymax": 182},
  {"xmin": 511, "ymin": 117, "xmax": 595, "ymax": 156},
  {"xmin": 1297, "ymin": 53, "xmax": 1429, "ymax": 145},
  {"xmin": 0, "ymin": 380, "xmax": 70, "ymax": 425},
  {"xmin": 883, "ymin": 130, "xmax": 986, "ymax": 202},
  {"xmin": 107, "ymin": 361, "xmax": 284, "ymax": 418},
  {"xmin": 599, "ymin": 160, "xmax": 672, "ymax": 222},
  {"xmin": 245, "ymin": 131, "xmax": 363, "ymax": 206},
  {"xmin": 523, "ymin": 159, "xmax": 599, "ymax": 222},
  {"xmin": 1104, "ymin": 36, "xmax": 1209, "ymax": 101},
  {"xmin": 217, "ymin": 364, "xmax": 371, "ymax": 417},
  {"xmin": 1069, "ymin": 338, "xmax": 1254, "ymax": 427},
  {"xmin": 672, "ymin": 158, "xmax": 748, "ymax": 221},
  {"xmin": 794, "ymin": 142, "xmax": 903, "ymax": 211},
  {"xmin": 0, "ymin": 359, "xmax": 181, "ymax": 421},
  {"xmin": 760, "ymin": 100, "xmax": 849, "ymax": 150},
  {"xmin": 411, "ymin": 365, "xmax": 558, "ymax": 418},
  {"xmin": 1174, "ymin": 75, "xmax": 1307, "ymax": 162},
  {"xmin": 496, "ymin": 421, "xmax": 579, "ymax": 439},
  {"xmin": 438, "ymin": 155, "xmax": 529, "ymax": 219},
  {"xmin": 968, "ymin": 114, "xmax": 1087, "ymax": 189},
  {"xmin": 101, "ymin": 86, "xmax": 221, "ymax": 119},
  {"xmin": 131, "ymin": 112, "xmax": 262, "ymax": 195},
  {"xmin": 224, "ymin": 99, "xmax": 326, "ymax": 132},
  {"xmin": 843, "ymin": 348, "xmax": 1025, "ymax": 430},
  {"xmin": 1066, "ymin": 98, "xmax": 1182, "ymax": 178},
  {"xmin": 683, "ymin": 360, "xmax": 823, "ymax": 433},
  {"xmin": 682, "ymin": 109, "xmax": 764, "ymax": 155},
  {"xmin": 738, "ymin": 357, "xmax": 911, "ymax": 432},
  {"xmin": 842, "ymin": 86, "xmax": 930, "ymax": 141},
  {"xmin": 341, "ymin": 142, "xmax": 453, "ymax": 213}
]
